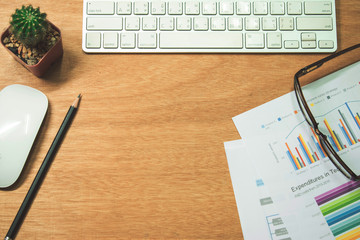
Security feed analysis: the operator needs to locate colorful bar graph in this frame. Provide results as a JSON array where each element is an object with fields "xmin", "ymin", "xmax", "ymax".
[
  {"xmin": 285, "ymin": 101, "xmax": 360, "ymax": 171},
  {"xmin": 286, "ymin": 131, "xmax": 321, "ymax": 170},
  {"xmin": 323, "ymin": 106, "xmax": 360, "ymax": 152},
  {"xmin": 315, "ymin": 181, "xmax": 360, "ymax": 240}
]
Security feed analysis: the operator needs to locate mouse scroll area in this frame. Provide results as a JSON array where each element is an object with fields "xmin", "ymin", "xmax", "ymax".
[{"xmin": 0, "ymin": 84, "xmax": 48, "ymax": 188}]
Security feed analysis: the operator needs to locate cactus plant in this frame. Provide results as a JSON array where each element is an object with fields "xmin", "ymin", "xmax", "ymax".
[{"xmin": 10, "ymin": 5, "xmax": 49, "ymax": 47}]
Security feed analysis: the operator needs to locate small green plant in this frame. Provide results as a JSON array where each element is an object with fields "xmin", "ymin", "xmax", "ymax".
[{"xmin": 10, "ymin": 5, "xmax": 49, "ymax": 47}]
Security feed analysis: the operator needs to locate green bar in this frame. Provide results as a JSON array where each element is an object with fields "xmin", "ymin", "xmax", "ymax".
[
  {"xmin": 320, "ymin": 189, "xmax": 360, "ymax": 216},
  {"xmin": 333, "ymin": 130, "xmax": 345, "ymax": 149},
  {"xmin": 330, "ymin": 214, "xmax": 360, "ymax": 236},
  {"xmin": 307, "ymin": 142, "xmax": 317, "ymax": 162},
  {"xmin": 338, "ymin": 110, "xmax": 357, "ymax": 143},
  {"xmin": 296, "ymin": 157, "xmax": 303, "ymax": 168}
]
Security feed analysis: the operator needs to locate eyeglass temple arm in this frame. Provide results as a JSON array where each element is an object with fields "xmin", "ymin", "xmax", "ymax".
[
  {"xmin": 296, "ymin": 44, "xmax": 360, "ymax": 78},
  {"xmin": 296, "ymin": 62, "xmax": 324, "ymax": 78}
]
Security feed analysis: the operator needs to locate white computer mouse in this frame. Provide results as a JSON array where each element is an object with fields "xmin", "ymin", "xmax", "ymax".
[{"xmin": 0, "ymin": 84, "xmax": 48, "ymax": 188}]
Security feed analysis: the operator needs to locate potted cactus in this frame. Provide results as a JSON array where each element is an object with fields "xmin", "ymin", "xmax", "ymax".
[{"xmin": 1, "ymin": 5, "xmax": 63, "ymax": 77}]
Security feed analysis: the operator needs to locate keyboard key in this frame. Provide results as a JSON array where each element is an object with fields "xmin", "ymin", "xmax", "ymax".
[
  {"xmin": 160, "ymin": 17, "xmax": 174, "ymax": 30},
  {"xmin": 185, "ymin": 1, "xmax": 200, "ymax": 15},
  {"xmin": 159, "ymin": 32, "xmax": 243, "ymax": 48},
  {"xmin": 305, "ymin": 2, "xmax": 332, "ymax": 15},
  {"xmin": 279, "ymin": 17, "xmax": 294, "ymax": 30},
  {"xmin": 220, "ymin": 2, "xmax": 234, "ymax": 15},
  {"xmin": 228, "ymin": 17, "xmax": 243, "ymax": 30},
  {"xmin": 301, "ymin": 32, "xmax": 316, "ymax": 41},
  {"xmin": 254, "ymin": 2, "xmax": 268, "ymax": 15},
  {"xmin": 203, "ymin": 1, "xmax": 217, "ymax": 15},
  {"xmin": 319, "ymin": 40, "xmax": 334, "ymax": 49},
  {"xmin": 138, "ymin": 32, "xmax": 157, "ymax": 48},
  {"xmin": 245, "ymin": 17, "xmax": 260, "ymax": 30},
  {"xmin": 287, "ymin": 2, "xmax": 302, "ymax": 15},
  {"xmin": 117, "ymin": 1, "xmax": 132, "ymax": 15},
  {"xmin": 125, "ymin": 17, "xmax": 140, "ymax": 30},
  {"xmin": 262, "ymin": 17, "xmax": 277, "ymax": 30},
  {"xmin": 143, "ymin": 17, "xmax": 157, "ymax": 30},
  {"xmin": 245, "ymin": 33, "xmax": 264, "ymax": 48},
  {"xmin": 134, "ymin": 1, "xmax": 148, "ymax": 15},
  {"xmin": 267, "ymin": 32, "xmax": 282, "ymax": 48},
  {"xmin": 284, "ymin": 40, "xmax": 299, "ymax": 49},
  {"xmin": 87, "ymin": 17, "xmax": 123, "ymax": 30},
  {"xmin": 87, "ymin": 1, "xmax": 114, "ymax": 15},
  {"xmin": 237, "ymin": 1, "xmax": 251, "ymax": 15},
  {"xmin": 297, "ymin": 17, "xmax": 332, "ymax": 30},
  {"xmin": 103, "ymin": 32, "xmax": 118, "ymax": 48},
  {"xmin": 211, "ymin": 17, "xmax": 226, "ymax": 30},
  {"xmin": 151, "ymin": 1, "xmax": 166, "ymax": 15},
  {"xmin": 270, "ymin": 2, "xmax": 285, "ymax": 15},
  {"xmin": 177, "ymin": 17, "xmax": 192, "ymax": 30},
  {"xmin": 302, "ymin": 41, "xmax": 316, "ymax": 48},
  {"xmin": 121, "ymin": 32, "xmax": 136, "ymax": 48},
  {"xmin": 168, "ymin": 2, "xmax": 183, "ymax": 15},
  {"xmin": 194, "ymin": 17, "xmax": 209, "ymax": 30},
  {"xmin": 86, "ymin": 32, "xmax": 101, "ymax": 48}
]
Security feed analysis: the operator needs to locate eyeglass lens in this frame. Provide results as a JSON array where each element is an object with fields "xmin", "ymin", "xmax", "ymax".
[{"xmin": 296, "ymin": 46, "xmax": 360, "ymax": 179}]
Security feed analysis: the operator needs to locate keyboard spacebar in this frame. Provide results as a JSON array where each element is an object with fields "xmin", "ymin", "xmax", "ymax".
[{"xmin": 160, "ymin": 32, "xmax": 243, "ymax": 49}]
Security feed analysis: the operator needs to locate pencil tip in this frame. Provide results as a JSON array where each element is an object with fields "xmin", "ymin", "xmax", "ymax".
[{"xmin": 72, "ymin": 94, "xmax": 82, "ymax": 108}]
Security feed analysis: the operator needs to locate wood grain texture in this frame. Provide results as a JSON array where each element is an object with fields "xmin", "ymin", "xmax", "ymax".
[{"xmin": 0, "ymin": 1, "xmax": 359, "ymax": 239}]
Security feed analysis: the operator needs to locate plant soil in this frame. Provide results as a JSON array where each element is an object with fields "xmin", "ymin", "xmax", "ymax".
[{"xmin": 3, "ymin": 27, "xmax": 60, "ymax": 66}]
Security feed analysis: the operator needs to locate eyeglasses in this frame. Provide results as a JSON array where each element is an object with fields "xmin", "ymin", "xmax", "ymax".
[{"xmin": 294, "ymin": 44, "xmax": 360, "ymax": 181}]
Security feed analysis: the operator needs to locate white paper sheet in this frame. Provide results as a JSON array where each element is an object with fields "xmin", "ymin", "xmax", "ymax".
[
  {"xmin": 232, "ymin": 61, "xmax": 360, "ymax": 240},
  {"xmin": 225, "ymin": 139, "xmax": 292, "ymax": 240}
]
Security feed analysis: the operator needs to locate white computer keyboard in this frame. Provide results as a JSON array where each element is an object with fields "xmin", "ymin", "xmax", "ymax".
[{"xmin": 82, "ymin": 0, "xmax": 337, "ymax": 53}]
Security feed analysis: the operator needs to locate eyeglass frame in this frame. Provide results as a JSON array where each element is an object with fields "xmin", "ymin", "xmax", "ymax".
[{"xmin": 294, "ymin": 43, "xmax": 360, "ymax": 181}]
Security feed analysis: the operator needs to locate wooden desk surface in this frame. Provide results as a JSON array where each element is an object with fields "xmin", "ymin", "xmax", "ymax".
[{"xmin": 0, "ymin": 1, "xmax": 359, "ymax": 239}]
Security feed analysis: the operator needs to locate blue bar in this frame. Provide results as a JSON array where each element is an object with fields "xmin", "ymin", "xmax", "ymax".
[
  {"xmin": 329, "ymin": 136, "xmax": 339, "ymax": 152},
  {"xmin": 286, "ymin": 151, "xmax": 298, "ymax": 170},
  {"xmin": 325, "ymin": 201, "xmax": 360, "ymax": 226},
  {"xmin": 298, "ymin": 137, "xmax": 312, "ymax": 164},
  {"xmin": 339, "ymin": 124, "xmax": 352, "ymax": 146},
  {"xmin": 311, "ymin": 136, "xmax": 325, "ymax": 158},
  {"xmin": 345, "ymin": 102, "xmax": 360, "ymax": 129}
]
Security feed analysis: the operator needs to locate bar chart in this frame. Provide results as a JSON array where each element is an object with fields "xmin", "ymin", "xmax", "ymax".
[
  {"xmin": 285, "ymin": 101, "xmax": 360, "ymax": 171},
  {"xmin": 314, "ymin": 181, "xmax": 360, "ymax": 240}
]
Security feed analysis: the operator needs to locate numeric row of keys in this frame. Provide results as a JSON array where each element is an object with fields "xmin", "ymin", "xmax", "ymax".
[{"xmin": 88, "ymin": 1, "xmax": 332, "ymax": 16}]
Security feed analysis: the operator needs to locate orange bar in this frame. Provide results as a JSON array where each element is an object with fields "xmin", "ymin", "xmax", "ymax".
[
  {"xmin": 339, "ymin": 118, "xmax": 355, "ymax": 145},
  {"xmin": 336, "ymin": 227, "xmax": 360, "ymax": 240},
  {"xmin": 286, "ymin": 143, "xmax": 301, "ymax": 169},
  {"xmin": 299, "ymin": 134, "xmax": 315, "ymax": 163}
]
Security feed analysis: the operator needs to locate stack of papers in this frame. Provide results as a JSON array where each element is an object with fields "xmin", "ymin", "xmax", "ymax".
[{"xmin": 224, "ymin": 61, "xmax": 360, "ymax": 240}]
